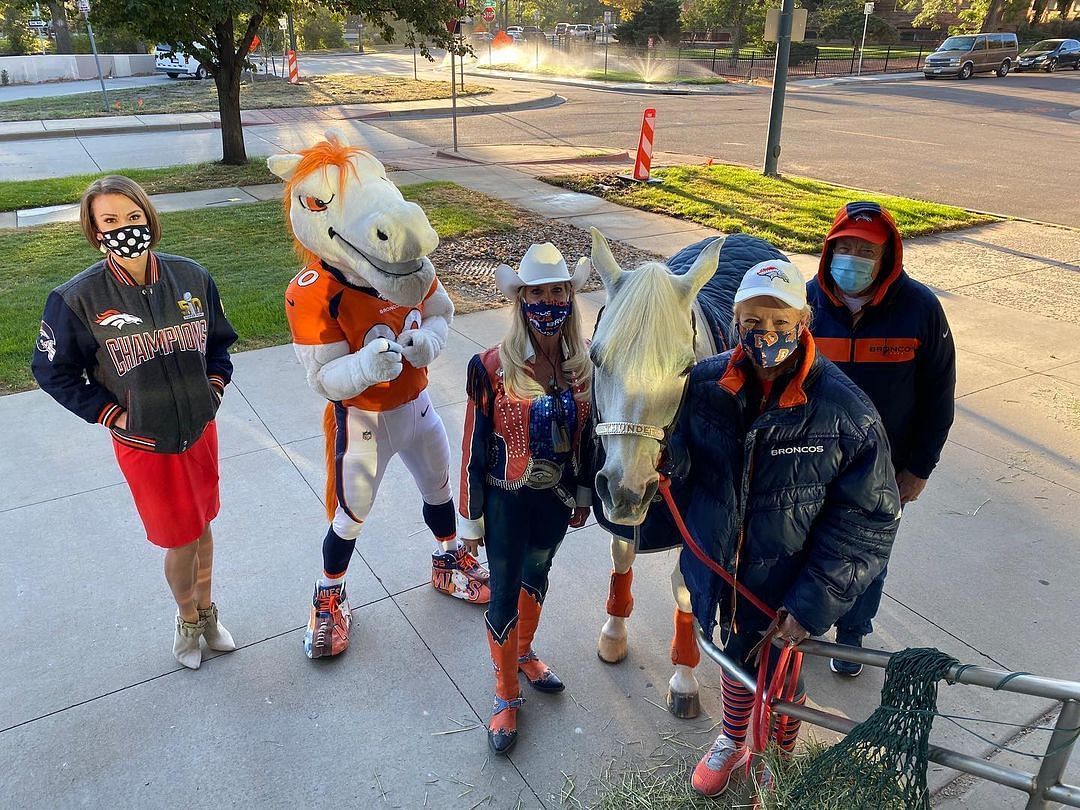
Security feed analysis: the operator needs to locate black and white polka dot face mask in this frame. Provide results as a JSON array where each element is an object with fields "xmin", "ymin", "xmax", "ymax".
[{"xmin": 99, "ymin": 224, "xmax": 152, "ymax": 259}]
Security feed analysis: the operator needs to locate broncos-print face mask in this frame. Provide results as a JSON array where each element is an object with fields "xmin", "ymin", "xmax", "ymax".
[
  {"xmin": 522, "ymin": 300, "xmax": 572, "ymax": 336},
  {"xmin": 99, "ymin": 224, "xmax": 152, "ymax": 259},
  {"xmin": 739, "ymin": 325, "xmax": 802, "ymax": 368}
]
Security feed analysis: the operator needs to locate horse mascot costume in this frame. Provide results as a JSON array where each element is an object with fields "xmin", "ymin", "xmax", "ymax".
[
  {"xmin": 589, "ymin": 227, "xmax": 790, "ymax": 718},
  {"xmin": 269, "ymin": 130, "xmax": 490, "ymax": 660}
]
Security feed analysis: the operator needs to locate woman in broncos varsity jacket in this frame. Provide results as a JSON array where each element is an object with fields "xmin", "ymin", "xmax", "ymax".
[
  {"xmin": 31, "ymin": 176, "xmax": 238, "ymax": 671},
  {"xmin": 459, "ymin": 243, "xmax": 593, "ymax": 755}
]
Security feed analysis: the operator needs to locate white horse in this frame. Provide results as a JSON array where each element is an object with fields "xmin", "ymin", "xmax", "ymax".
[{"xmin": 589, "ymin": 228, "xmax": 726, "ymax": 718}]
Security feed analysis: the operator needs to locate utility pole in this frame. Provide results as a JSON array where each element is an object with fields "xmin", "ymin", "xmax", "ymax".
[
  {"xmin": 762, "ymin": 0, "xmax": 794, "ymax": 177},
  {"xmin": 286, "ymin": 12, "xmax": 297, "ymax": 51}
]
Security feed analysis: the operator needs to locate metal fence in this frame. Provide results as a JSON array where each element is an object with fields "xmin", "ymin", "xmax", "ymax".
[
  {"xmin": 697, "ymin": 629, "xmax": 1080, "ymax": 809},
  {"xmin": 535, "ymin": 38, "xmax": 928, "ymax": 81}
]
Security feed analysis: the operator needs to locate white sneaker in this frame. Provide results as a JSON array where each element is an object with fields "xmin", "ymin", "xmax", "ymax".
[
  {"xmin": 173, "ymin": 614, "xmax": 205, "ymax": 669},
  {"xmin": 198, "ymin": 602, "xmax": 236, "ymax": 652}
]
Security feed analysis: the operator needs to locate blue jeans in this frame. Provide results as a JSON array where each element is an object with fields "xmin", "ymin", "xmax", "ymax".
[
  {"xmin": 835, "ymin": 565, "xmax": 888, "ymax": 638},
  {"xmin": 483, "ymin": 486, "xmax": 572, "ymax": 636}
]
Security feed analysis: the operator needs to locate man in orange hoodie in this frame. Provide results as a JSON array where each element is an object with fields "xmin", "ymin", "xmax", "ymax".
[{"xmin": 806, "ymin": 201, "xmax": 956, "ymax": 677}]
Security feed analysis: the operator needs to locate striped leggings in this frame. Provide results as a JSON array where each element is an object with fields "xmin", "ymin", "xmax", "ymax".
[{"xmin": 721, "ymin": 628, "xmax": 806, "ymax": 752}]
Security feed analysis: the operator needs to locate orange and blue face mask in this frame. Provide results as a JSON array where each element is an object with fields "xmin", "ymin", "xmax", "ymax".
[
  {"xmin": 739, "ymin": 326, "xmax": 801, "ymax": 368},
  {"xmin": 523, "ymin": 300, "xmax": 572, "ymax": 336}
]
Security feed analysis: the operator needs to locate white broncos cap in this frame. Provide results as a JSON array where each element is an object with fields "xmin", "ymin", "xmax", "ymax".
[
  {"xmin": 734, "ymin": 259, "xmax": 806, "ymax": 310},
  {"xmin": 495, "ymin": 242, "xmax": 591, "ymax": 298}
]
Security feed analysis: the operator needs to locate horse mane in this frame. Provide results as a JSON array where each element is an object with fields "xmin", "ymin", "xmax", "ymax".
[
  {"xmin": 593, "ymin": 262, "xmax": 695, "ymax": 380},
  {"xmin": 283, "ymin": 139, "xmax": 370, "ymax": 266}
]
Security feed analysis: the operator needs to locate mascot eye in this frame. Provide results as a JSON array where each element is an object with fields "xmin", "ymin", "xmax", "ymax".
[{"xmin": 300, "ymin": 194, "xmax": 334, "ymax": 212}]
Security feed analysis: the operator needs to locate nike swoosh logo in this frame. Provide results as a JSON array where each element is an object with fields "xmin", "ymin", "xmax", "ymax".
[
  {"xmin": 942, "ymin": 330, "xmax": 949, "ymax": 338},
  {"xmin": 421, "ymin": 406, "xmax": 430, "ymax": 418},
  {"xmin": 286, "ymin": 298, "xmax": 295, "ymax": 307}
]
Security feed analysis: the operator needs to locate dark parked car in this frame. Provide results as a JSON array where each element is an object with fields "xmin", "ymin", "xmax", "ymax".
[
  {"xmin": 521, "ymin": 25, "xmax": 546, "ymax": 41},
  {"xmin": 1016, "ymin": 39, "xmax": 1080, "ymax": 72}
]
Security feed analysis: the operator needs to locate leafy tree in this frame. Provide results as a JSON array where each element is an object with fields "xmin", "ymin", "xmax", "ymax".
[
  {"xmin": 1, "ymin": 0, "xmax": 35, "ymax": 54},
  {"xmin": 682, "ymin": 0, "xmax": 766, "ymax": 52},
  {"xmin": 816, "ymin": 0, "xmax": 897, "ymax": 43},
  {"xmin": 901, "ymin": 0, "xmax": 1027, "ymax": 33},
  {"xmin": 92, "ymin": 1, "xmax": 459, "ymax": 165},
  {"xmin": 296, "ymin": 5, "xmax": 346, "ymax": 48},
  {"xmin": 616, "ymin": 0, "xmax": 681, "ymax": 44}
]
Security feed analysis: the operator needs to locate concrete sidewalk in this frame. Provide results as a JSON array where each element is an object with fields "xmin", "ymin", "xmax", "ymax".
[
  {"xmin": 0, "ymin": 85, "xmax": 562, "ymax": 143},
  {"xmin": 1, "ymin": 142, "xmax": 1079, "ymax": 808}
]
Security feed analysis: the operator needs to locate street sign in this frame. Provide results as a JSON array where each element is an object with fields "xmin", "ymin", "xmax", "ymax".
[
  {"xmin": 764, "ymin": 7, "xmax": 807, "ymax": 42},
  {"xmin": 77, "ymin": 0, "xmax": 90, "ymax": 12},
  {"xmin": 481, "ymin": 7, "xmax": 496, "ymax": 22},
  {"xmin": 28, "ymin": 18, "xmax": 46, "ymax": 29},
  {"xmin": 864, "ymin": 2, "xmax": 875, "ymax": 12},
  {"xmin": 603, "ymin": 10, "xmax": 613, "ymax": 24}
]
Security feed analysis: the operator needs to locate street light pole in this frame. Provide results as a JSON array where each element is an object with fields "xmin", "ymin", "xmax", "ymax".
[{"xmin": 762, "ymin": 0, "xmax": 794, "ymax": 177}]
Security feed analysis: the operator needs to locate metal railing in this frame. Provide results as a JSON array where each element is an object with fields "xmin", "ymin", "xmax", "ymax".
[
  {"xmin": 697, "ymin": 629, "xmax": 1080, "ymax": 809},
  {"xmin": 528, "ymin": 39, "xmax": 927, "ymax": 81}
]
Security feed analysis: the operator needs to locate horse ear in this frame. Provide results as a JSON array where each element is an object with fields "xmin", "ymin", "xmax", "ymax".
[
  {"xmin": 678, "ymin": 236, "xmax": 725, "ymax": 303},
  {"xmin": 267, "ymin": 154, "xmax": 302, "ymax": 181},
  {"xmin": 324, "ymin": 127, "xmax": 350, "ymax": 147},
  {"xmin": 590, "ymin": 228, "xmax": 622, "ymax": 290}
]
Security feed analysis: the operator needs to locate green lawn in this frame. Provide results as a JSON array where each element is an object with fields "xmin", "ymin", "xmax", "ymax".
[
  {"xmin": 0, "ymin": 74, "xmax": 492, "ymax": 122},
  {"xmin": 549, "ymin": 164, "xmax": 995, "ymax": 255},
  {"xmin": 0, "ymin": 182, "xmax": 517, "ymax": 393},
  {"xmin": 0, "ymin": 160, "xmax": 279, "ymax": 213},
  {"xmin": 486, "ymin": 63, "xmax": 726, "ymax": 84}
]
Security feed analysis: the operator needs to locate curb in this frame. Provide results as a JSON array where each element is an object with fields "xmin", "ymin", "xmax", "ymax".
[
  {"xmin": 433, "ymin": 148, "xmax": 630, "ymax": 166},
  {"xmin": 469, "ymin": 68, "xmax": 751, "ymax": 96},
  {"xmin": 0, "ymin": 92, "xmax": 565, "ymax": 143}
]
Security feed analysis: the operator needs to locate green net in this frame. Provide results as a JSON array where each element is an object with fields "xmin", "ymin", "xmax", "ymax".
[{"xmin": 775, "ymin": 647, "xmax": 959, "ymax": 810}]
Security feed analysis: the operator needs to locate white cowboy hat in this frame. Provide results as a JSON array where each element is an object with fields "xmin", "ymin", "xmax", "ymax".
[{"xmin": 495, "ymin": 242, "xmax": 592, "ymax": 298}]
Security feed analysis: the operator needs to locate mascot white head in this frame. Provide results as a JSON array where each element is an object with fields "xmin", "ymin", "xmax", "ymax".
[{"xmin": 268, "ymin": 128, "xmax": 439, "ymax": 308}]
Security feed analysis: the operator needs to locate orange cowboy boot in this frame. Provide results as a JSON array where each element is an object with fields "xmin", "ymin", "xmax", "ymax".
[
  {"xmin": 517, "ymin": 587, "xmax": 565, "ymax": 693},
  {"xmin": 486, "ymin": 613, "xmax": 525, "ymax": 754}
]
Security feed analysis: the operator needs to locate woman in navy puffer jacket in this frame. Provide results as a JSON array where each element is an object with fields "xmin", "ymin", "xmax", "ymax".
[{"xmin": 675, "ymin": 259, "xmax": 901, "ymax": 801}]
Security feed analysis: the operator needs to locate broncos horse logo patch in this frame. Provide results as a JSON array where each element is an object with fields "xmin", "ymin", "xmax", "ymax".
[
  {"xmin": 755, "ymin": 264, "xmax": 790, "ymax": 283},
  {"xmin": 95, "ymin": 310, "xmax": 143, "ymax": 330}
]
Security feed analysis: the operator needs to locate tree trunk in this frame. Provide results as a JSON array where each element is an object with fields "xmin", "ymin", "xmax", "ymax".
[
  {"xmin": 215, "ymin": 52, "xmax": 246, "ymax": 165},
  {"xmin": 46, "ymin": 1, "xmax": 73, "ymax": 53},
  {"xmin": 980, "ymin": 0, "xmax": 1005, "ymax": 30}
]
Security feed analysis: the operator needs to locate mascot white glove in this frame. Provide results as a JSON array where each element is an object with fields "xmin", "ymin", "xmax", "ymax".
[
  {"xmin": 357, "ymin": 338, "xmax": 403, "ymax": 385},
  {"xmin": 397, "ymin": 328, "xmax": 442, "ymax": 369}
]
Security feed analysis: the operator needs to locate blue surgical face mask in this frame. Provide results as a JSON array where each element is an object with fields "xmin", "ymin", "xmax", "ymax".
[
  {"xmin": 739, "ymin": 325, "xmax": 801, "ymax": 369},
  {"xmin": 830, "ymin": 253, "xmax": 878, "ymax": 295},
  {"xmin": 522, "ymin": 299, "xmax": 572, "ymax": 336}
]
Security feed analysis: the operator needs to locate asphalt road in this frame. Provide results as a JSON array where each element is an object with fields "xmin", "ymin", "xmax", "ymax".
[{"xmin": 360, "ymin": 56, "xmax": 1080, "ymax": 227}]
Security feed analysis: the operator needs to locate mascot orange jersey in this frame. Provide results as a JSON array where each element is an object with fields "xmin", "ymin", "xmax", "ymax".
[{"xmin": 285, "ymin": 261, "xmax": 438, "ymax": 412}]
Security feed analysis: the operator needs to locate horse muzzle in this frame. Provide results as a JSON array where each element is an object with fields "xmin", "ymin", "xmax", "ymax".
[{"xmin": 595, "ymin": 471, "xmax": 658, "ymax": 526}]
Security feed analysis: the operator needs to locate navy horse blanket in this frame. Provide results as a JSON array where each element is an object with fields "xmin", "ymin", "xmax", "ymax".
[{"xmin": 595, "ymin": 233, "xmax": 789, "ymax": 551}]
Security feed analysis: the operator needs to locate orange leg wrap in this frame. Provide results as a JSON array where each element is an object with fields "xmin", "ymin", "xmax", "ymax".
[
  {"xmin": 671, "ymin": 608, "xmax": 701, "ymax": 668},
  {"xmin": 605, "ymin": 569, "xmax": 634, "ymax": 617}
]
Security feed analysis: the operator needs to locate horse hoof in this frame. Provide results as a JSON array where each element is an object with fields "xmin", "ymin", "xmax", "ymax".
[
  {"xmin": 667, "ymin": 688, "xmax": 701, "ymax": 719},
  {"xmin": 597, "ymin": 634, "xmax": 628, "ymax": 665}
]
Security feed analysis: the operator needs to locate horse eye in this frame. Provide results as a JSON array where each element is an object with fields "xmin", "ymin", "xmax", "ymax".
[{"xmin": 301, "ymin": 194, "xmax": 334, "ymax": 212}]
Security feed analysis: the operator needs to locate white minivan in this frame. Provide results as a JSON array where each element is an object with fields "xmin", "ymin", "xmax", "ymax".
[{"xmin": 155, "ymin": 43, "xmax": 208, "ymax": 79}]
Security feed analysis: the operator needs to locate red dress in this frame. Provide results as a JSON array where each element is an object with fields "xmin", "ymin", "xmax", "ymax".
[{"xmin": 113, "ymin": 422, "xmax": 220, "ymax": 548}]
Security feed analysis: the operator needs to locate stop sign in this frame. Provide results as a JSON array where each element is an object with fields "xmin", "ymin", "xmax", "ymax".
[{"xmin": 481, "ymin": 6, "xmax": 495, "ymax": 22}]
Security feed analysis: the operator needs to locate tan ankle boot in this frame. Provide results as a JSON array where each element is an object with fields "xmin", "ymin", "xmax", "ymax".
[
  {"xmin": 198, "ymin": 602, "xmax": 236, "ymax": 652},
  {"xmin": 173, "ymin": 614, "xmax": 205, "ymax": 670}
]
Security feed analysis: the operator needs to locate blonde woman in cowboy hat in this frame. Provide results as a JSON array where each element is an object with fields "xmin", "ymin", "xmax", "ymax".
[{"xmin": 459, "ymin": 243, "xmax": 594, "ymax": 754}]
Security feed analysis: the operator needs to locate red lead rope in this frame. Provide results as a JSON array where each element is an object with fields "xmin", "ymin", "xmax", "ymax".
[{"xmin": 657, "ymin": 475, "xmax": 803, "ymax": 756}]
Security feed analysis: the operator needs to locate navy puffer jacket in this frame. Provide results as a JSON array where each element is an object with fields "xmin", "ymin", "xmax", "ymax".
[{"xmin": 673, "ymin": 333, "xmax": 901, "ymax": 638}]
